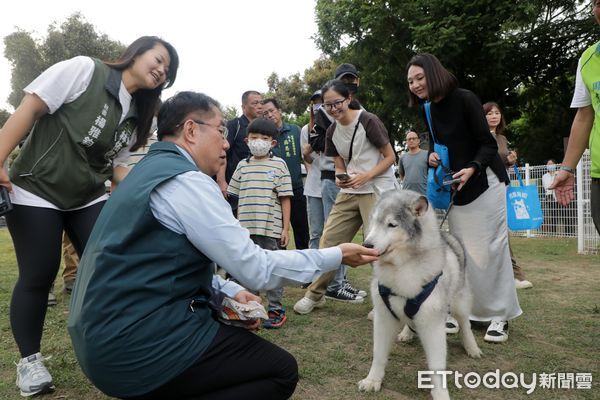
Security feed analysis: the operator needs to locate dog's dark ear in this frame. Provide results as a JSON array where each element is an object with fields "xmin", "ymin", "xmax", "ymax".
[{"xmin": 414, "ymin": 196, "xmax": 429, "ymax": 216}]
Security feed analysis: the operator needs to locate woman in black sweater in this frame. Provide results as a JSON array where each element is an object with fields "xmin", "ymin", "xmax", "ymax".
[{"xmin": 406, "ymin": 53, "xmax": 521, "ymax": 343}]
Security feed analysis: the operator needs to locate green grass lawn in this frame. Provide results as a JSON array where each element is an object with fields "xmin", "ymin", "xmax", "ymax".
[{"xmin": 0, "ymin": 229, "xmax": 598, "ymax": 399}]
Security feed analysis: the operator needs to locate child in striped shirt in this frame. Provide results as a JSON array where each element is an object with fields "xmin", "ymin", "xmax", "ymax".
[{"xmin": 227, "ymin": 118, "xmax": 293, "ymax": 328}]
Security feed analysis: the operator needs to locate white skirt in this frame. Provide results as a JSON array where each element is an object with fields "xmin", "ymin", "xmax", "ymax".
[{"xmin": 448, "ymin": 168, "xmax": 522, "ymax": 322}]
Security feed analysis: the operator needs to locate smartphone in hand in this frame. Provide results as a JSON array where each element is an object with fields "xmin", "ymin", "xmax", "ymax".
[
  {"xmin": 442, "ymin": 177, "xmax": 461, "ymax": 186},
  {"xmin": 335, "ymin": 173, "xmax": 351, "ymax": 181}
]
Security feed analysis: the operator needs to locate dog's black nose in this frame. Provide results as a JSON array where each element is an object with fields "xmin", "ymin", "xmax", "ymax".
[{"xmin": 362, "ymin": 242, "xmax": 374, "ymax": 249}]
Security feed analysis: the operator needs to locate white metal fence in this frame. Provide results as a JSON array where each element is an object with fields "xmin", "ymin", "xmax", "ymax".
[
  {"xmin": 507, "ymin": 150, "xmax": 599, "ymax": 254},
  {"xmin": 434, "ymin": 150, "xmax": 599, "ymax": 255},
  {"xmin": 507, "ymin": 163, "xmax": 576, "ymax": 238}
]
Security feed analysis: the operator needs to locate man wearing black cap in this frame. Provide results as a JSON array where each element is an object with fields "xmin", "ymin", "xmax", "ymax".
[
  {"xmin": 334, "ymin": 63, "xmax": 360, "ymax": 97},
  {"xmin": 302, "ymin": 90, "xmax": 325, "ymax": 250},
  {"xmin": 309, "ymin": 63, "xmax": 362, "ymax": 153}
]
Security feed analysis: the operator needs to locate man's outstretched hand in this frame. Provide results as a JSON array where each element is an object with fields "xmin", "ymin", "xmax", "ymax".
[{"xmin": 338, "ymin": 243, "xmax": 379, "ymax": 267}]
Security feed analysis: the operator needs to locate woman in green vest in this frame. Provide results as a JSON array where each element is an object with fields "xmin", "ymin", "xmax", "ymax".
[{"xmin": 0, "ymin": 35, "xmax": 178, "ymax": 397}]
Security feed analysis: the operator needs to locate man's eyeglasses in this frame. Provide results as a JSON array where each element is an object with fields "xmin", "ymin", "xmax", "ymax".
[
  {"xmin": 175, "ymin": 119, "xmax": 228, "ymax": 140},
  {"xmin": 406, "ymin": 137, "xmax": 419, "ymax": 141},
  {"xmin": 323, "ymin": 98, "xmax": 347, "ymax": 111}
]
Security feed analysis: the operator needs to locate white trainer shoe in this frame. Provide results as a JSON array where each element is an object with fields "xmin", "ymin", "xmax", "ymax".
[
  {"xmin": 293, "ymin": 296, "xmax": 326, "ymax": 315},
  {"xmin": 515, "ymin": 279, "xmax": 533, "ymax": 289},
  {"xmin": 445, "ymin": 315, "xmax": 460, "ymax": 334},
  {"xmin": 16, "ymin": 352, "xmax": 55, "ymax": 397},
  {"xmin": 484, "ymin": 320, "xmax": 509, "ymax": 343}
]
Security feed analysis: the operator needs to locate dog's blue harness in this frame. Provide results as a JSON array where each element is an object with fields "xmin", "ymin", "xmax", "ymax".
[{"xmin": 377, "ymin": 272, "xmax": 443, "ymax": 325}]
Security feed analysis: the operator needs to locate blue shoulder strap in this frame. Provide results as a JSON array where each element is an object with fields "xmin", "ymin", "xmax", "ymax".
[
  {"xmin": 513, "ymin": 165, "xmax": 525, "ymax": 187},
  {"xmin": 424, "ymin": 101, "xmax": 438, "ymax": 144}
]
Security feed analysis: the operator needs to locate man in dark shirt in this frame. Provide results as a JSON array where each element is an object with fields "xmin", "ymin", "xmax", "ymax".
[
  {"xmin": 217, "ymin": 90, "xmax": 263, "ymax": 208},
  {"xmin": 263, "ymin": 98, "xmax": 310, "ymax": 250}
]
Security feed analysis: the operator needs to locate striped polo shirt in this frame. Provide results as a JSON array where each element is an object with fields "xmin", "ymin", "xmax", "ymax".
[{"xmin": 227, "ymin": 156, "xmax": 293, "ymax": 238}]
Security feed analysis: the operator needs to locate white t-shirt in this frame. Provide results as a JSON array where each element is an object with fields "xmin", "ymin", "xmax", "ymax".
[
  {"xmin": 542, "ymin": 172, "xmax": 557, "ymax": 201},
  {"xmin": 571, "ymin": 58, "xmax": 592, "ymax": 108},
  {"xmin": 301, "ymin": 124, "xmax": 322, "ymax": 198},
  {"xmin": 11, "ymin": 56, "xmax": 135, "ymax": 210},
  {"xmin": 330, "ymin": 110, "xmax": 396, "ymax": 195}
]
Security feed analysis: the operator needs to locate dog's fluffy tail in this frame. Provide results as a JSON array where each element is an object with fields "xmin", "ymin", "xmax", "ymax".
[{"xmin": 440, "ymin": 231, "xmax": 466, "ymax": 271}]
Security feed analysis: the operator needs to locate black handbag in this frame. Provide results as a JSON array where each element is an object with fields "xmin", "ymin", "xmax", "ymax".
[{"xmin": 0, "ymin": 186, "xmax": 13, "ymax": 216}]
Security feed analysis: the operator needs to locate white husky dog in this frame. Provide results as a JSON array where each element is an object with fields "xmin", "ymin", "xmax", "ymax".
[{"xmin": 358, "ymin": 190, "xmax": 482, "ymax": 400}]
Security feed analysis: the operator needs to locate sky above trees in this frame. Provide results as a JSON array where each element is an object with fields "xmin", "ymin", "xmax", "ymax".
[{"xmin": 0, "ymin": 0, "xmax": 321, "ymax": 113}]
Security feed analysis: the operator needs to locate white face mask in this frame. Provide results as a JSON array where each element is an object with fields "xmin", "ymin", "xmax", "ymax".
[{"xmin": 247, "ymin": 139, "xmax": 272, "ymax": 157}]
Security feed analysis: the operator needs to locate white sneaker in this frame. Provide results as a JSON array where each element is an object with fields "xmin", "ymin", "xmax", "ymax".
[
  {"xmin": 293, "ymin": 296, "xmax": 326, "ymax": 315},
  {"xmin": 47, "ymin": 292, "xmax": 57, "ymax": 307},
  {"xmin": 515, "ymin": 279, "xmax": 533, "ymax": 289},
  {"xmin": 16, "ymin": 353, "xmax": 55, "ymax": 397},
  {"xmin": 445, "ymin": 315, "xmax": 460, "ymax": 334},
  {"xmin": 484, "ymin": 320, "xmax": 509, "ymax": 343}
]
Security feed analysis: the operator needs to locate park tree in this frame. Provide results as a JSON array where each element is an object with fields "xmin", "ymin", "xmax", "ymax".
[
  {"xmin": 0, "ymin": 109, "xmax": 10, "ymax": 127},
  {"xmin": 264, "ymin": 57, "xmax": 336, "ymax": 116},
  {"xmin": 263, "ymin": 57, "xmax": 336, "ymax": 126},
  {"xmin": 313, "ymin": 0, "xmax": 595, "ymax": 163},
  {"xmin": 222, "ymin": 105, "xmax": 239, "ymax": 122},
  {"xmin": 303, "ymin": 56, "xmax": 336, "ymax": 94},
  {"xmin": 3, "ymin": 31, "xmax": 44, "ymax": 109},
  {"xmin": 3, "ymin": 13, "xmax": 124, "ymax": 109},
  {"xmin": 264, "ymin": 72, "xmax": 307, "ymax": 116}
]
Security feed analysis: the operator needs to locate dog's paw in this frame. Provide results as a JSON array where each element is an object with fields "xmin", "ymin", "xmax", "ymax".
[
  {"xmin": 466, "ymin": 346, "xmax": 483, "ymax": 358},
  {"xmin": 397, "ymin": 326, "xmax": 415, "ymax": 342},
  {"xmin": 358, "ymin": 378, "xmax": 382, "ymax": 392}
]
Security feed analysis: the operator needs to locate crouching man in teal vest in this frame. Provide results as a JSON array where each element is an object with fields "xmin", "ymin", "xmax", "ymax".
[{"xmin": 68, "ymin": 91, "xmax": 379, "ymax": 400}]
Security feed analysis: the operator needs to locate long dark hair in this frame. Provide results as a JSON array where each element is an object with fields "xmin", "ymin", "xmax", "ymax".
[
  {"xmin": 407, "ymin": 53, "xmax": 458, "ymax": 107},
  {"xmin": 482, "ymin": 101, "xmax": 506, "ymax": 135},
  {"xmin": 106, "ymin": 36, "xmax": 179, "ymax": 151}
]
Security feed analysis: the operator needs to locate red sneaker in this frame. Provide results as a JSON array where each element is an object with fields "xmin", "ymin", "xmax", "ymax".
[{"xmin": 262, "ymin": 309, "xmax": 287, "ymax": 329}]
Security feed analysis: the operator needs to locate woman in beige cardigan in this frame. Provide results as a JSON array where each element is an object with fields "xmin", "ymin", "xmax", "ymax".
[{"xmin": 483, "ymin": 101, "xmax": 533, "ymax": 290}]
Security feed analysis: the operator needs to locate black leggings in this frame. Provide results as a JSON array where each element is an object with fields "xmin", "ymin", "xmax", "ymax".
[
  {"xmin": 290, "ymin": 187, "xmax": 309, "ymax": 250},
  {"xmin": 125, "ymin": 323, "xmax": 298, "ymax": 400},
  {"xmin": 6, "ymin": 202, "xmax": 105, "ymax": 357}
]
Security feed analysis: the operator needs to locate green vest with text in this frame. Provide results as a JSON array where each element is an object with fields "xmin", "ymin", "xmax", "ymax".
[{"xmin": 10, "ymin": 58, "xmax": 138, "ymax": 209}]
